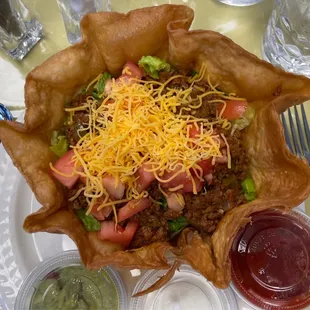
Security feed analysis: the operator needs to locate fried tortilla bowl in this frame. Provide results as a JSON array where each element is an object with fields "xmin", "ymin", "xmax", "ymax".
[{"xmin": 1, "ymin": 4, "xmax": 310, "ymax": 292}]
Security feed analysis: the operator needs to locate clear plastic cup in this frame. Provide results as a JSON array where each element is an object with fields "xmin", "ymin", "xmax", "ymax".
[
  {"xmin": 14, "ymin": 250, "xmax": 127, "ymax": 310},
  {"xmin": 230, "ymin": 209, "xmax": 310, "ymax": 310},
  {"xmin": 131, "ymin": 259, "xmax": 238, "ymax": 310}
]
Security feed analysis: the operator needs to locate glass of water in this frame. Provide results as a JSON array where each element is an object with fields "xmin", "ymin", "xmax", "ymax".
[
  {"xmin": 0, "ymin": 0, "xmax": 43, "ymax": 60},
  {"xmin": 216, "ymin": 0, "xmax": 264, "ymax": 6},
  {"xmin": 57, "ymin": 0, "xmax": 112, "ymax": 44},
  {"xmin": 262, "ymin": 0, "xmax": 310, "ymax": 78}
]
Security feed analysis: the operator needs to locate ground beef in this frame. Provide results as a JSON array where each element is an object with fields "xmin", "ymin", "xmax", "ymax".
[
  {"xmin": 169, "ymin": 76, "xmax": 222, "ymax": 119},
  {"xmin": 188, "ymin": 98, "xmax": 219, "ymax": 119},
  {"xmin": 67, "ymin": 182, "xmax": 87, "ymax": 210},
  {"xmin": 130, "ymin": 182, "xmax": 186, "ymax": 247},
  {"xmin": 182, "ymin": 130, "xmax": 248, "ymax": 235},
  {"xmin": 131, "ymin": 203, "xmax": 169, "ymax": 248},
  {"xmin": 147, "ymin": 183, "xmax": 162, "ymax": 201},
  {"xmin": 65, "ymin": 93, "xmax": 92, "ymax": 146},
  {"xmin": 131, "ymin": 225, "xmax": 169, "ymax": 248},
  {"xmin": 165, "ymin": 76, "xmax": 190, "ymax": 90},
  {"xmin": 163, "ymin": 209, "xmax": 183, "ymax": 220},
  {"xmin": 158, "ymin": 68, "xmax": 191, "ymax": 85},
  {"xmin": 132, "ymin": 203, "xmax": 166, "ymax": 228},
  {"xmin": 184, "ymin": 202, "xmax": 224, "ymax": 233},
  {"xmin": 130, "ymin": 129, "xmax": 248, "ymax": 247}
]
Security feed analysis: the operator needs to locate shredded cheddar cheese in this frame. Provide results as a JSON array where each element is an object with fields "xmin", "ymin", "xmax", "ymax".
[{"xmin": 57, "ymin": 64, "xmax": 246, "ymax": 212}]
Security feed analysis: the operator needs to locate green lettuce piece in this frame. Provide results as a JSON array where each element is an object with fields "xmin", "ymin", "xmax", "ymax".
[
  {"xmin": 76, "ymin": 209, "xmax": 101, "ymax": 231},
  {"xmin": 233, "ymin": 106, "xmax": 255, "ymax": 130},
  {"xmin": 138, "ymin": 56, "xmax": 171, "ymax": 79},
  {"xmin": 94, "ymin": 72, "xmax": 112, "ymax": 95},
  {"xmin": 50, "ymin": 130, "xmax": 59, "ymax": 145},
  {"xmin": 50, "ymin": 131, "xmax": 68, "ymax": 157}
]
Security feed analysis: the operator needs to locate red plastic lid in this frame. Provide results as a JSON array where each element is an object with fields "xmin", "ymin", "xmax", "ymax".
[{"xmin": 231, "ymin": 209, "xmax": 310, "ymax": 310}]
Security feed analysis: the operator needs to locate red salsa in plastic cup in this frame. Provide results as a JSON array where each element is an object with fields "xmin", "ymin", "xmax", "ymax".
[{"xmin": 230, "ymin": 209, "xmax": 310, "ymax": 310}]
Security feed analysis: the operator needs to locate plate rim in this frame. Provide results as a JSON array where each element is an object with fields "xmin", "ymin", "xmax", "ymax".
[{"xmin": 0, "ymin": 146, "xmax": 23, "ymax": 310}]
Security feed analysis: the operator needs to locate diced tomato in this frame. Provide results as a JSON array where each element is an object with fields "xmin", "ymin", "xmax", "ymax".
[
  {"xmin": 218, "ymin": 100, "xmax": 248, "ymax": 120},
  {"xmin": 195, "ymin": 159, "xmax": 213, "ymax": 176},
  {"xmin": 102, "ymin": 174, "xmax": 125, "ymax": 199},
  {"xmin": 98, "ymin": 221, "xmax": 125, "ymax": 244},
  {"xmin": 136, "ymin": 164, "xmax": 156, "ymax": 192},
  {"xmin": 51, "ymin": 150, "xmax": 82, "ymax": 189},
  {"xmin": 123, "ymin": 221, "xmax": 139, "ymax": 246},
  {"xmin": 160, "ymin": 165, "xmax": 190, "ymax": 189},
  {"xmin": 182, "ymin": 177, "xmax": 204, "ymax": 193},
  {"xmin": 122, "ymin": 221, "xmax": 139, "ymax": 247},
  {"xmin": 161, "ymin": 162, "xmax": 210, "ymax": 193},
  {"xmin": 91, "ymin": 205, "xmax": 112, "ymax": 221},
  {"xmin": 188, "ymin": 122, "xmax": 201, "ymax": 138},
  {"xmin": 167, "ymin": 193, "xmax": 185, "ymax": 212},
  {"xmin": 122, "ymin": 61, "xmax": 143, "ymax": 79},
  {"xmin": 98, "ymin": 221, "xmax": 138, "ymax": 248},
  {"xmin": 110, "ymin": 61, "xmax": 144, "ymax": 89},
  {"xmin": 112, "ymin": 61, "xmax": 143, "ymax": 90},
  {"xmin": 118, "ymin": 198, "xmax": 151, "ymax": 222}
]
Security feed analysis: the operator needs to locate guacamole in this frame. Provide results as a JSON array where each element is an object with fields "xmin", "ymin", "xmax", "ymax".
[{"xmin": 30, "ymin": 265, "xmax": 118, "ymax": 310}]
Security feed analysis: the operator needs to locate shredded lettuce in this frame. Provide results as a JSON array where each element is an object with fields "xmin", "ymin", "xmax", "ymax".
[
  {"xmin": 138, "ymin": 56, "xmax": 170, "ymax": 79},
  {"xmin": 76, "ymin": 209, "xmax": 101, "ymax": 232},
  {"xmin": 233, "ymin": 106, "xmax": 255, "ymax": 130},
  {"xmin": 50, "ymin": 131, "xmax": 68, "ymax": 157},
  {"xmin": 93, "ymin": 72, "xmax": 112, "ymax": 95}
]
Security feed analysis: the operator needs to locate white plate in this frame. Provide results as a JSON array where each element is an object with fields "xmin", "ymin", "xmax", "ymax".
[
  {"xmin": 0, "ymin": 142, "xmax": 305, "ymax": 310},
  {"xmin": 0, "ymin": 144, "xmax": 77, "ymax": 310}
]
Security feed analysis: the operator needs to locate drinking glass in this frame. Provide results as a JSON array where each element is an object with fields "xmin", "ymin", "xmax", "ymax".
[
  {"xmin": 57, "ymin": 0, "xmax": 112, "ymax": 44},
  {"xmin": 0, "ymin": 0, "xmax": 43, "ymax": 60},
  {"xmin": 262, "ymin": 0, "xmax": 310, "ymax": 78},
  {"xmin": 216, "ymin": 0, "xmax": 264, "ymax": 6}
]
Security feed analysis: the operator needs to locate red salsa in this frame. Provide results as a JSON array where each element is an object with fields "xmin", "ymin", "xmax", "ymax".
[{"xmin": 231, "ymin": 209, "xmax": 310, "ymax": 309}]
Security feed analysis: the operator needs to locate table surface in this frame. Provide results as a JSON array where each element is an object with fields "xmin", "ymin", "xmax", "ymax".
[{"xmin": 0, "ymin": 1, "xmax": 309, "ymax": 309}]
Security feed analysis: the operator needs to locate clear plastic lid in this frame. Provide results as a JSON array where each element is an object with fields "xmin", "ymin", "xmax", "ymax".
[
  {"xmin": 131, "ymin": 259, "xmax": 237, "ymax": 310},
  {"xmin": 230, "ymin": 209, "xmax": 310, "ymax": 310},
  {"xmin": 14, "ymin": 250, "xmax": 127, "ymax": 310}
]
